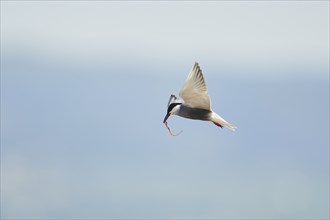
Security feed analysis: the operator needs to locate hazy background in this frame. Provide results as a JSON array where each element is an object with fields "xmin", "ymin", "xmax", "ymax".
[{"xmin": 1, "ymin": 1, "xmax": 329, "ymax": 219}]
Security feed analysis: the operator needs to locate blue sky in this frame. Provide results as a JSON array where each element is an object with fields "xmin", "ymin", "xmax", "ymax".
[{"xmin": 1, "ymin": 1, "xmax": 329, "ymax": 219}]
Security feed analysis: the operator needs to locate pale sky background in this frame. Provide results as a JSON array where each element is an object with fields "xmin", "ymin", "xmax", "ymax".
[{"xmin": 1, "ymin": 1, "xmax": 329, "ymax": 219}]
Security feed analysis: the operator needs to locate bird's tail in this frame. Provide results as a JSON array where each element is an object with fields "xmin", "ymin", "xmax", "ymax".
[{"xmin": 211, "ymin": 112, "xmax": 237, "ymax": 131}]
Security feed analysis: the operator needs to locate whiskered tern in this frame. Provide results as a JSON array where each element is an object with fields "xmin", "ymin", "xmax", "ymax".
[{"xmin": 163, "ymin": 62, "xmax": 236, "ymax": 136}]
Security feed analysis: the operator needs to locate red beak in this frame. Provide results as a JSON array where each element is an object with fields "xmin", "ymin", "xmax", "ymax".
[{"xmin": 163, "ymin": 113, "xmax": 170, "ymax": 123}]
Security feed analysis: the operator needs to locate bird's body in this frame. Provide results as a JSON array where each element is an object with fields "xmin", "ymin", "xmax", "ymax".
[
  {"xmin": 163, "ymin": 62, "xmax": 236, "ymax": 132},
  {"xmin": 177, "ymin": 105, "xmax": 212, "ymax": 121}
]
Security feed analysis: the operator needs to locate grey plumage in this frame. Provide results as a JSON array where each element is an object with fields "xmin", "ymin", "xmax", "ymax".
[
  {"xmin": 177, "ymin": 105, "xmax": 211, "ymax": 121},
  {"xmin": 163, "ymin": 62, "xmax": 236, "ymax": 132}
]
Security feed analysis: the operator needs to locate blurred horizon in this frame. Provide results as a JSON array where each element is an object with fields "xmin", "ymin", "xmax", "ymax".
[{"xmin": 1, "ymin": 1, "xmax": 329, "ymax": 219}]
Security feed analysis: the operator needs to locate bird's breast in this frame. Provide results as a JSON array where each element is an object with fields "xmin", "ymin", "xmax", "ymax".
[{"xmin": 178, "ymin": 105, "xmax": 212, "ymax": 121}]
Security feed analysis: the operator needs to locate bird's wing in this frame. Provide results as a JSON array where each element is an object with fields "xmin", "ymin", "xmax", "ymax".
[
  {"xmin": 179, "ymin": 62, "xmax": 211, "ymax": 110},
  {"xmin": 167, "ymin": 94, "xmax": 177, "ymax": 107}
]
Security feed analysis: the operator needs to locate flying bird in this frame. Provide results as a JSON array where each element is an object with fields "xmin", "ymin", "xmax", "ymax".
[{"xmin": 163, "ymin": 62, "xmax": 236, "ymax": 135}]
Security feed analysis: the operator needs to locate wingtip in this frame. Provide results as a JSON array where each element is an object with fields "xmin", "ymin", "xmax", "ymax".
[
  {"xmin": 192, "ymin": 62, "xmax": 201, "ymax": 72},
  {"xmin": 228, "ymin": 125, "xmax": 237, "ymax": 132}
]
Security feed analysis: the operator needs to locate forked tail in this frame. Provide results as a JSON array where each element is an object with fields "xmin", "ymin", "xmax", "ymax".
[{"xmin": 211, "ymin": 112, "xmax": 237, "ymax": 131}]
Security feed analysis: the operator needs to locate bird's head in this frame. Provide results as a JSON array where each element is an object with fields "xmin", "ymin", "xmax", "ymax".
[{"xmin": 163, "ymin": 95, "xmax": 182, "ymax": 123}]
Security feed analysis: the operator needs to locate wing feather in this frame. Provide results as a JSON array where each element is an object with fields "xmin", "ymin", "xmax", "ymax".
[{"xmin": 179, "ymin": 62, "xmax": 211, "ymax": 110}]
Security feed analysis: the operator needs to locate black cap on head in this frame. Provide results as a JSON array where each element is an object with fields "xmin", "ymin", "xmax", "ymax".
[
  {"xmin": 167, "ymin": 102, "xmax": 181, "ymax": 114},
  {"xmin": 163, "ymin": 102, "xmax": 181, "ymax": 123}
]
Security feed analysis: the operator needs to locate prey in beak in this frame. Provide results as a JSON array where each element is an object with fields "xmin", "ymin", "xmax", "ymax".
[
  {"xmin": 163, "ymin": 96, "xmax": 183, "ymax": 136},
  {"xmin": 163, "ymin": 114, "xmax": 182, "ymax": 136}
]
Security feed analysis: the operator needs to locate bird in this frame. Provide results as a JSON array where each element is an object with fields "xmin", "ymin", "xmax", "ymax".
[{"xmin": 163, "ymin": 62, "xmax": 236, "ymax": 135}]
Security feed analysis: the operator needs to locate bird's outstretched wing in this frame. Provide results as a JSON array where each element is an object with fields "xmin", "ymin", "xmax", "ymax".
[
  {"xmin": 167, "ymin": 94, "xmax": 177, "ymax": 107},
  {"xmin": 179, "ymin": 62, "xmax": 211, "ymax": 110}
]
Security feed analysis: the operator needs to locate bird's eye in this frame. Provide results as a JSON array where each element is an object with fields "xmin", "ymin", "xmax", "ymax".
[
  {"xmin": 167, "ymin": 103, "xmax": 180, "ymax": 113},
  {"xmin": 167, "ymin": 106, "xmax": 173, "ymax": 114}
]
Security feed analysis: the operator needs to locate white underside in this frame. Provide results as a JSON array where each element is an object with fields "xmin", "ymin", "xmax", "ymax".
[{"xmin": 210, "ymin": 112, "xmax": 237, "ymax": 131}]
